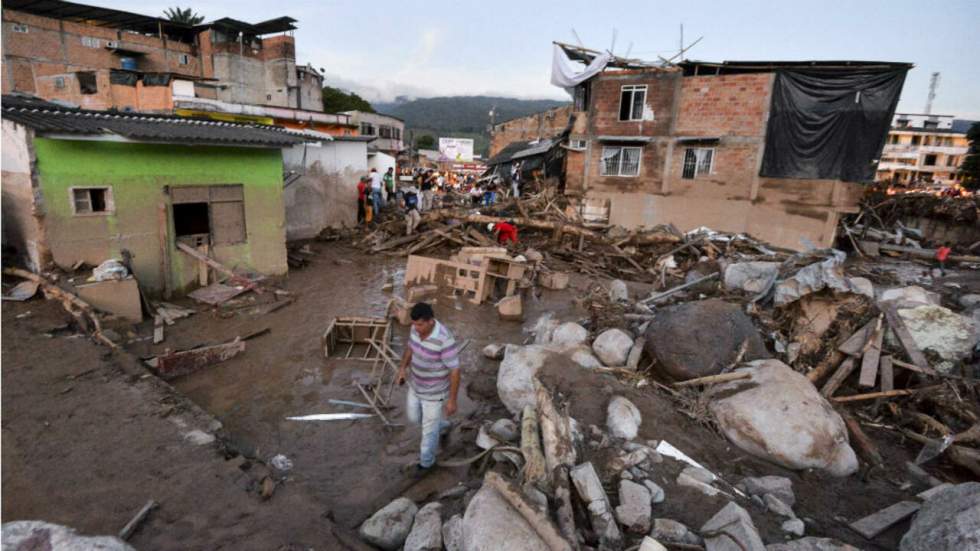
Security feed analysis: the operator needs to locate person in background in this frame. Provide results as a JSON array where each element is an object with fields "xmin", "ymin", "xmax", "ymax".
[
  {"xmin": 396, "ymin": 302, "xmax": 461, "ymax": 477},
  {"xmin": 511, "ymin": 161, "xmax": 522, "ymax": 199},
  {"xmin": 403, "ymin": 185, "xmax": 421, "ymax": 236},
  {"xmin": 384, "ymin": 167, "xmax": 396, "ymax": 203},
  {"xmin": 488, "ymin": 220, "xmax": 518, "ymax": 244},
  {"xmin": 420, "ymin": 171, "xmax": 436, "ymax": 211},
  {"xmin": 936, "ymin": 242, "xmax": 952, "ymax": 276},
  {"xmin": 469, "ymin": 182, "xmax": 483, "ymax": 206},
  {"xmin": 369, "ymin": 168, "xmax": 385, "ymax": 212},
  {"xmin": 356, "ymin": 176, "xmax": 368, "ymax": 225}
]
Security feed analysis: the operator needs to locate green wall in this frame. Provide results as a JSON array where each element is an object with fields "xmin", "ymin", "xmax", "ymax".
[{"xmin": 33, "ymin": 138, "xmax": 288, "ymax": 294}]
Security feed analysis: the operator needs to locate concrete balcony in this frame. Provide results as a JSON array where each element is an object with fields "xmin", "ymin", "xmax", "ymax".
[{"xmin": 882, "ymin": 144, "xmax": 967, "ymax": 156}]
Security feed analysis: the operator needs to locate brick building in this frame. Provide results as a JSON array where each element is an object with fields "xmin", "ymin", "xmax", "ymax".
[
  {"xmin": 489, "ymin": 104, "xmax": 572, "ymax": 158},
  {"xmin": 548, "ymin": 44, "xmax": 911, "ymax": 251},
  {"xmin": 1, "ymin": 0, "xmax": 347, "ymax": 133}
]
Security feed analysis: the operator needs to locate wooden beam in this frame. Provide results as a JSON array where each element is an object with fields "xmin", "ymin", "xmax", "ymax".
[
  {"xmin": 881, "ymin": 303, "xmax": 929, "ymax": 369},
  {"xmin": 879, "ymin": 355, "xmax": 894, "ymax": 392},
  {"xmin": 821, "ymin": 357, "xmax": 857, "ymax": 398},
  {"xmin": 858, "ymin": 319, "xmax": 885, "ymax": 388},
  {"xmin": 673, "ymin": 371, "xmax": 751, "ymax": 387},
  {"xmin": 832, "ymin": 385, "xmax": 944, "ymax": 403}
]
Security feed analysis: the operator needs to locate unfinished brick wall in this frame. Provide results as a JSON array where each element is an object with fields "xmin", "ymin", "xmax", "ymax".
[
  {"xmin": 675, "ymin": 73, "xmax": 773, "ymax": 137},
  {"xmin": 588, "ymin": 70, "xmax": 679, "ymax": 137},
  {"xmin": 489, "ymin": 105, "xmax": 573, "ymax": 157}
]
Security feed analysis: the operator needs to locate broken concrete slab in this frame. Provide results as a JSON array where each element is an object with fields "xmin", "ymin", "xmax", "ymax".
[
  {"xmin": 677, "ymin": 467, "xmax": 720, "ymax": 497},
  {"xmin": 359, "ymin": 497, "xmax": 418, "ymax": 551},
  {"xmin": 615, "ymin": 479, "xmax": 652, "ymax": 533},
  {"xmin": 880, "ymin": 285, "xmax": 940, "ymax": 307},
  {"xmin": 849, "ymin": 500, "xmax": 920, "ymax": 539},
  {"xmin": 607, "ymin": 396, "xmax": 642, "ymax": 440},
  {"xmin": 404, "ymin": 502, "xmax": 442, "ymax": 551},
  {"xmin": 645, "ymin": 299, "xmax": 769, "ymax": 381},
  {"xmin": 462, "ymin": 484, "xmax": 550, "ymax": 551},
  {"xmin": 709, "ymin": 360, "xmax": 858, "ymax": 477},
  {"xmin": 1, "ymin": 521, "xmax": 136, "ymax": 551},
  {"xmin": 773, "ymin": 252, "xmax": 860, "ymax": 306},
  {"xmin": 900, "ymin": 482, "xmax": 980, "ymax": 551},
  {"xmin": 75, "ymin": 277, "xmax": 143, "ymax": 322},
  {"xmin": 570, "ymin": 462, "xmax": 623, "ymax": 547},
  {"xmin": 593, "ymin": 328, "xmax": 634, "ymax": 366},
  {"xmin": 701, "ymin": 501, "xmax": 766, "ymax": 551}
]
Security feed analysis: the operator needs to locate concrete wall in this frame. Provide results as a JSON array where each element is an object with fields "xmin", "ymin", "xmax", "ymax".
[
  {"xmin": 282, "ymin": 140, "xmax": 367, "ymax": 239},
  {"xmin": 368, "ymin": 152, "xmax": 396, "ymax": 174},
  {"xmin": 570, "ymin": 69, "xmax": 862, "ymax": 250},
  {"xmin": 31, "ymin": 138, "xmax": 288, "ymax": 294},
  {"xmin": 1, "ymin": 119, "xmax": 46, "ymax": 270},
  {"xmin": 343, "ymin": 111, "xmax": 404, "ymax": 154},
  {"xmin": 490, "ymin": 105, "xmax": 573, "ymax": 157}
]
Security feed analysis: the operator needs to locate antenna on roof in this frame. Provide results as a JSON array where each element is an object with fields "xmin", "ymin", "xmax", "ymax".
[
  {"xmin": 924, "ymin": 72, "xmax": 940, "ymax": 115},
  {"xmin": 571, "ymin": 28, "xmax": 584, "ymax": 47},
  {"xmin": 624, "ymin": 42, "xmax": 634, "ymax": 59},
  {"xmin": 610, "ymin": 28, "xmax": 618, "ymax": 55}
]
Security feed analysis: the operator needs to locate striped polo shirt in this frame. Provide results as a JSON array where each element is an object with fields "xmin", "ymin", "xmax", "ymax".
[{"xmin": 409, "ymin": 320, "xmax": 460, "ymax": 400}]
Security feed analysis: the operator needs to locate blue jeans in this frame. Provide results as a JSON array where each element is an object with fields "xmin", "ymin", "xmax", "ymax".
[
  {"xmin": 372, "ymin": 190, "xmax": 384, "ymax": 211},
  {"xmin": 406, "ymin": 387, "xmax": 451, "ymax": 468}
]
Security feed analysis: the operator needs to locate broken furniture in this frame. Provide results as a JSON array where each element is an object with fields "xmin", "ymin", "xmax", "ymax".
[
  {"xmin": 150, "ymin": 338, "xmax": 245, "ymax": 380},
  {"xmin": 322, "ymin": 317, "xmax": 398, "ymax": 409},
  {"xmin": 405, "ymin": 249, "xmax": 526, "ymax": 305}
]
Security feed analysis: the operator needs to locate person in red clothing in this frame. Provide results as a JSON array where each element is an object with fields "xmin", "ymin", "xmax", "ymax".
[
  {"xmin": 488, "ymin": 221, "xmax": 518, "ymax": 244},
  {"xmin": 356, "ymin": 177, "xmax": 368, "ymax": 225},
  {"xmin": 936, "ymin": 242, "xmax": 952, "ymax": 276}
]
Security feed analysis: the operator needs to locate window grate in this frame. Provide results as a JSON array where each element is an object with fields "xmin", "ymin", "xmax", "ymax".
[{"xmin": 682, "ymin": 148, "xmax": 714, "ymax": 179}]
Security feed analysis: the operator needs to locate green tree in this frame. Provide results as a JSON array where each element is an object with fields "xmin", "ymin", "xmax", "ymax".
[
  {"xmin": 321, "ymin": 86, "xmax": 375, "ymax": 114},
  {"xmin": 163, "ymin": 7, "xmax": 204, "ymax": 25},
  {"xmin": 960, "ymin": 122, "xmax": 980, "ymax": 191},
  {"xmin": 416, "ymin": 135, "xmax": 436, "ymax": 149}
]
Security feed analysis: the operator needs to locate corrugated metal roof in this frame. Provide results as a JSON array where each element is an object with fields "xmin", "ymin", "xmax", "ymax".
[{"xmin": 2, "ymin": 95, "xmax": 306, "ymax": 148}]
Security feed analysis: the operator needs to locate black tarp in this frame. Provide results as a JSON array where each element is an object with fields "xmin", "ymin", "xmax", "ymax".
[{"xmin": 760, "ymin": 68, "xmax": 907, "ymax": 182}]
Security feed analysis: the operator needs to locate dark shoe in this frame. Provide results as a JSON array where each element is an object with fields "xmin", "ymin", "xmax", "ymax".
[{"xmin": 410, "ymin": 463, "xmax": 433, "ymax": 480}]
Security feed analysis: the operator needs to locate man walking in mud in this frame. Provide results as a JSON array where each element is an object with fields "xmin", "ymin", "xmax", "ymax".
[{"xmin": 396, "ymin": 302, "xmax": 461, "ymax": 477}]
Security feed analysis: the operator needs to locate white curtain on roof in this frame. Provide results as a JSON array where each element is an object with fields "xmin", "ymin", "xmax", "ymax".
[{"xmin": 550, "ymin": 44, "xmax": 611, "ymax": 96}]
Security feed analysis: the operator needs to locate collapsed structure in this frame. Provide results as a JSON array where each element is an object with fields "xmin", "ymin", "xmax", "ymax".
[{"xmin": 492, "ymin": 43, "xmax": 913, "ymax": 251}]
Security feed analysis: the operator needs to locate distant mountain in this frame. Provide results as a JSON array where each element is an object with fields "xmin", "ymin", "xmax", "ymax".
[{"xmin": 375, "ymin": 96, "xmax": 569, "ymax": 156}]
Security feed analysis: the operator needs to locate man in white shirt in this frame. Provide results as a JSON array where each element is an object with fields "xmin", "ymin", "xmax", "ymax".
[{"xmin": 369, "ymin": 168, "xmax": 385, "ymax": 210}]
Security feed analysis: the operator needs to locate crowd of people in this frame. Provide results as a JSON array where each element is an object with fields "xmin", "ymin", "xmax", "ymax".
[{"xmin": 356, "ymin": 164, "xmax": 524, "ymax": 244}]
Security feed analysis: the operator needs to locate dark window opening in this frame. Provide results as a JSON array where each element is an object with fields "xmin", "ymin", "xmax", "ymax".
[
  {"xmin": 924, "ymin": 154, "xmax": 937, "ymax": 166},
  {"xmin": 72, "ymin": 187, "xmax": 110, "ymax": 214},
  {"xmin": 619, "ymin": 85, "xmax": 646, "ymax": 121},
  {"xmin": 911, "ymin": 135, "xmax": 921, "ymax": 146},
  {"xmin": 173, "ymin": 202, "xmax": 211, "ymax": 237},
  {"xmin": 77, "ymin": 71, "xmax": 97, "ymax": 94},
  {"xmin": 574, "ymin": 83, "xmax": 591, "ymax": 112},
  {"xmin": 923, "ymin": 120, "xmax": 939, "ymax": 129}
]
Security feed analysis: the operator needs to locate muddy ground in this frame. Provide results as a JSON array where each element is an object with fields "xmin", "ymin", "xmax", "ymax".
[{"xmin": 2, "ymin": 239, "xmax": 976, "ymax": 550}]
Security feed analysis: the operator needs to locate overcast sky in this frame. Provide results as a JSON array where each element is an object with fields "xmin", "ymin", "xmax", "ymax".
[{"xmin": 102, "ymin": 0, "xmax": 979, "ymax": 118}]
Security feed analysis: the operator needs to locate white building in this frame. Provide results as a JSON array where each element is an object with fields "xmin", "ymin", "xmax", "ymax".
[
  {"xmin": 877, "ymin": 113, "xmax": 971, "ymax": 187},
  {"xmin": 342, "ymin": 111, "xmax": 405, "ymax": 156}
]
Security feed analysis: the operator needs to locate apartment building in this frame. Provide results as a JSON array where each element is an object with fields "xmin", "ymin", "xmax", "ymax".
[
  {"xmin": 542, "ymin": 44, "xmax": 911, "ymax": 250},
  {"xmin": 0, "ymin": 0, "xmax": 350, "ymax": 134},
  {"xmin": 342, "ymin": 110, "xmax": 405, "ymax": 156},
  {"xmin": 876, "ymin": 113, "xmax": 970, "ymax": 187}
]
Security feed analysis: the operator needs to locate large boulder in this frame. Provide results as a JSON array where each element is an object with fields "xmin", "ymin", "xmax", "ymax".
[
  {"xmin": 462, "ymin": 484, "xmax": 550, "ymax": 551},
  {"xmin": 900, "ymin": 482, "xmax": 980, "ymax": 551},
  {"xmin": 709, "ymin": 360, "xmax": 858, "ymax": 476},
  {"xmin": 898, "ymin": 305, "xmax": 979, "ymax": 371},
  {"xmin": 442, "ymin": 514, "xmax": 463, "ymax": 551},
  {"xmin": 552, "ymin": 322, "xmax": 589, "ymax": 347},
  {"xmin": 644, "ymin": 299, "xmax": 769, "ymax": 381},
  {"xmin": 497, "ymin": 345, "xmax": 557, "ymax": 414},
  {"xmin": 570, "ymin": 346, "xmax": 604, "ymax": 369},
  {"xmin": 528, "ymin": 313, "xmax": 560, "ymax": 344},
  {"xmin": 594, "ymin": 328, "xmax": 634, "ymax": 366},
  {"xmin": 359, "ymin": 497, "xmax": 418, "ymax": 550},
  {"xmin": 607, "ymin": 396, "xmax": 642, "ymax": 440},
  {"xmin": 725, "ymin": 262, "xmax": 781, "ymax": 295},
  {"xmin": 1, "ymin": 522, "xmax": 135, "ymax": 551}
]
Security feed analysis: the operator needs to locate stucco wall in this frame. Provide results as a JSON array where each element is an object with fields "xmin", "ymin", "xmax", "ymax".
[
  {"xmin": 1, "ymin": 119, "xmax": 46, "ymax": 270},
  {"xmin": 282, "ymin": 140, "xmax": 367, "ymax": 239},
  {"xmin": 32, "ymin": 139, "xmax": 288, "ymax": 294}
]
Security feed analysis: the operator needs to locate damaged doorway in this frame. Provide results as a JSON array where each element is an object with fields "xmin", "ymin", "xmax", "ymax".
[{"xmin": 169, "ymin": 185, "xmax": 247, "ymax": 289}]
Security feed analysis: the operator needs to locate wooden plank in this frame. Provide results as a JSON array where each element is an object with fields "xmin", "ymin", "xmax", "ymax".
[
  {"xmin": 879, "ymin": 355, "xmax": 894, "ymax": 392},
  {"xmin": 838, "ymin": 319, "xmax": 877, "ymax": 356},
  {"xmin": 197, "ymin": 244, "xmax": 209, "ymax": 286},
  {"xmin": 176, "ymin": 241, "xmax": 238, "ymax": 281},
  {"xmin": 832, "ymin": 385, "xmax": 944, "ymax": 403},
  {"xmin": 153, "ymin": 315, "xmax": 164, "ymax": 344},
  {"xmin": 153, "ymin": 338, "xmax": 245, "ymax": 380},
  {"xmin": 849, "ymin": 501, "xmax": 920, "ymax": 539},
  {"xmin": 891, "ymin": 358, "xmax": 940, "ymax": 377},
  {"xmin": 858, "ymin": 324, "xmax": 885, "ymax": 388},
  {"xmin": 881, "ymin": 303, "xmax": 929, "ymax": 368},
  {"xmin": 821, "ymin": 357, "xmax": 857, "ymax": 398}
]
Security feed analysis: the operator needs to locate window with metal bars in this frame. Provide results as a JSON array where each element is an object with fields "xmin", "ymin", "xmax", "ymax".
[
  {"xmin": 682, "ymin": 148, "xmax": 714, "ymax": 179},
  {"xmin": 618, "ymin": 85, "xmax": 647, "ymax": 121},
  {"xmin": 600, "ymin": 146, "xmax": 642, "ymax": 177}
]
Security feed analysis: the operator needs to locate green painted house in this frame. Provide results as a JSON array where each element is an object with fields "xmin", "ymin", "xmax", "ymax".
[{"xmin": 2, "ymin": 95, "xmax": 307, "ymax": 295}]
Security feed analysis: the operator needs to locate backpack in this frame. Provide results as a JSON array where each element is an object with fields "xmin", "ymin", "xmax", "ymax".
[{"xmin": 404, "ymin": 192, "xmax": 418, "ymax": 210}]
